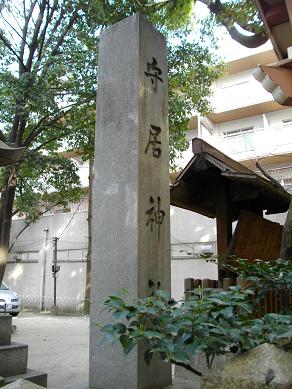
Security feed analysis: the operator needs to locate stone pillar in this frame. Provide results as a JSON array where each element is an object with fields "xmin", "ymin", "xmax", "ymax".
[{"xmin": 89, "ymin": 13, "xmax": 171, "ymax": 389}]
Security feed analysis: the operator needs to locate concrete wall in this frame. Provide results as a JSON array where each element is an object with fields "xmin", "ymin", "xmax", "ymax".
[
  {"xmin": 5, "ymin": 212, "xmax": 88, "ymax": 313},
  {"xmin": 5, "ymin": 203, "xmax": 288, "ymax": 313},
  {"xmin": 4, "ymin": 206, "xmax": 221, "ymax": 312}
]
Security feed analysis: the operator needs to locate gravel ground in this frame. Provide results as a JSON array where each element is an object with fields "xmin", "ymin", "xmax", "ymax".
[{"xmin": 11, "ymin": 312, "xmax": 199, "ymax": 389}]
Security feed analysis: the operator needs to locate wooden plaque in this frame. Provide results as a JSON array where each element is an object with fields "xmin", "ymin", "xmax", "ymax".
[{"xmin": 227, "ymin": 210, "xmax": 283, "ymax": 261}]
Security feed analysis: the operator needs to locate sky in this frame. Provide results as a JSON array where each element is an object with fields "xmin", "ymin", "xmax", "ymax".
[{"xmin": 194, "ymin": 2, "xmax": 273, "ymax": 62}]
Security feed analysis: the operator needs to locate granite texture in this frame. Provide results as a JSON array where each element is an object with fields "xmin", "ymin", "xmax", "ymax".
[
  {"xmin": 89, "ymin": 12, "xmax": 171, "ymax": 389},
  {"xmin": 0, "ymin": 342, "xmax": 28, "ymax": 377},
  {"xmin": 201, "ymin": 343, "xmax": 292, "ymax": 389},
  {"xmin": 3, "ymin": 378, "xmax": 43, "ymax": 389},
  {"xmin": 0, "ymin": 314, "xmax": 12, "ymax": 346},
  {"xmin": 5, "ymin": 369, "xmax": 47, "ymax": 388}
]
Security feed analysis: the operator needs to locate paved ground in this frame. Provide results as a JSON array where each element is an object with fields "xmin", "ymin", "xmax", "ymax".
[
  {"xmin": 11, "ymin": 312, "xmax": 200, "ymax": 389},
  {"xmin": 12, "ymin": 313, "xmax": 89, "ymax": 389}
]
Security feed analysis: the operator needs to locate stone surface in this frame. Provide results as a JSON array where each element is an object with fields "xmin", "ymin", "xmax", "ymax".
[
  {"xmin": 175, "ymin": 352, "xmax": 232, "ymax": 379},
  {"xmin": 166, "ymin": 376, "xmax": 200, "ymax": 389},
  {"xmin": 5, "ymin": 369, "xmax": 47, "ymax": 388},
  {"xmin": 90, "ymin": 12, "xmax": 171, "ymax": 389},
  {"xmin": 0, "ymin": 314, "xmax": 12, "ymax": 345},
  {"xmin": 0, "ymin": 342, "xmax": 28, "ymax": 377},
  {"xmin": 3, "ymin": 378, "xmax": 43, "ymax": 388},
  {"xmin": 201, "ymin": 343, "xmax": 292, "ymax": 389},
  {"xmin": 0, "ymin": 375, "xmax": 5, "ymax": 386}
]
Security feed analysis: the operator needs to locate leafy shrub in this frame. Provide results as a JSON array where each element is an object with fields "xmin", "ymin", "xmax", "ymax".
[
  {"xmin": 223, "ymin": 258, "xmax": 292, "ymax": 313},
  {"xmin": 99, "ymin": 287, "xmax": 292, "ymax": 376},
  {"xmin": 224, "ymin": 258, "xmax": 291, "ymax": 291}
]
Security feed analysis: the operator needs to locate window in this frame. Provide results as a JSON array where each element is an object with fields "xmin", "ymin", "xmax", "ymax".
[
  {"xmin": 223, "ymin": 126, "xmax": 254, "ymax": 137},
  {"xmin": 11, "ymin": 251, "xmax": 39, "ymax": 262},
  {"xmin": 57, "ymin": 249, "xmax": 87, "ymax": 262},
  {"xmin": 223, "ymin": 126, "xmax": 255, "ymax": 153}
]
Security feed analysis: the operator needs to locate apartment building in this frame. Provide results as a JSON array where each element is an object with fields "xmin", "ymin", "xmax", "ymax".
[
  {"xmin": 5, "ymin": 49, "xmax": 291, "ymax": 309},
  {"xmin": 170, "ymin": 49, "xmax": 292, "ymax": 297}
]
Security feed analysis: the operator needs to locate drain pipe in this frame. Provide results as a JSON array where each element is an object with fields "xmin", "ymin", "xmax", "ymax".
[{"xmin": 40, "ymin": 228, "xmax": 49, "ymax": 311}]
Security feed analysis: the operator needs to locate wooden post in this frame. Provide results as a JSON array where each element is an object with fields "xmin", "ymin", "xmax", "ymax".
[
  {"xmin": 194, "ymin": 279, "xmax": 201, "ymax": 288},
  {"xmin": 215, "ymin": 183, "xmax": 233, "ymax": 256},
  {"xmin": 215, "ymin": 182, "xmax": 233, "ymax": 281},
  {"xmin": 223, "ymin": 278, "xmax": 234, "ymax": 291},
  {"xmin": 184, "ymin": 278, "xmax": 195, "ymax": 293}
]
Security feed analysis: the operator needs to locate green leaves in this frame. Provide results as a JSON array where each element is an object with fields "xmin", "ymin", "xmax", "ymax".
[
  {"xmin": 99, "ymin": 285, "xmax": 292, "ymax": 377},
  {"xmin": 119, "ymin": 335, "xmax": 136, "ymax": 355},
  {"xmin": 144, "ymin": 330, "xmax": 164, "ymax": 339},
  {"xmin": 223, "ymin": 258, "xmax": 292, "ymax": 314}
]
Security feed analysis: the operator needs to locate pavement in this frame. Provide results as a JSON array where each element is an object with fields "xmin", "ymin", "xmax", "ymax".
[{"xmin": 11, "ymin": 312, "xmax": 200, "ymax": 389}]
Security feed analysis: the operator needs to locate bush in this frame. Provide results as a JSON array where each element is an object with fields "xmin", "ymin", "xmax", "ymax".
[
  {"xmin": 98, "ymin": 286, "xmax": 292, "ymax": 376},
  {"xmin": 223, "ymin": 258, "xmax": 292, "ymax": 313}
]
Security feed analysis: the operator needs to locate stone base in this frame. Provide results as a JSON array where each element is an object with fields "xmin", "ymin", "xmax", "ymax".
[
  {"xmin": 0, "ymin": 314, "xmax": 12, "ymax": 345},
  {"xmin": 0, "ymin": 342, "xmax": 28, "ymax": 377},
  {"xmin": 3, "ymin": 378, "xmax": 45, "ymax": 388},
  {"xmin": 5, "ymin": 369, "xmax": 47, "ymax": 388},
  {"xmin": 201, "ymin": 344, "xmax": 292, "ymax": 389}
]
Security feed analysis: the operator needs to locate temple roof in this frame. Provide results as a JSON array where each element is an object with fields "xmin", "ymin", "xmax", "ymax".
[{"xmin": 170, "ymin": 138, "xmax": 290, "ymax": 220}]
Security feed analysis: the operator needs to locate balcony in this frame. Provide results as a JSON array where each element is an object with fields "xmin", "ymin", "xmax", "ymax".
[
  {"xmin": 171, "ymin": 241, "xmax": 217, "ymax": 259},
  {"xmin": 215, "ymin": 123, "xmax": 292, "ymax": 162}
]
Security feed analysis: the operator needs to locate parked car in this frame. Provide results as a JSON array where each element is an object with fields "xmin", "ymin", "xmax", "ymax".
[{"xmin": 0, "ymin": 282, "xmax": 21, "ymax": 316}]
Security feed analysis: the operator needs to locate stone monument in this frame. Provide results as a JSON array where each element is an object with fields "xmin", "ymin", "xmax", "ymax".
[
  {"xmin": 0, "ymin": 315, "xmax": 47, "ymax": 386},
  {"xmin": 89, "ymin": 13, "xmax": 171, "ymax": 389}
]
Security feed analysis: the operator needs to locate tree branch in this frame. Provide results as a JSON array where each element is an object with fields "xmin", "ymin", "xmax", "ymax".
[
  {"xmin": 0, "ymin": 31, "xmax": 27, "ymax": 70},
  {"xmin": 50, "ymin": 10, "xmax": 78, "ymax": 57},
  {"xmin": 200, "ymin": 0, "xmax": 268, "ymax": 48},
  {"xmin": 225, "ymin": 25, "xmax": 268, "ymax": 48},
  {"xmin": 0, "ymin": 11, "xmax": 29, "ymax": 48},
  {"xmin": 45, "ymin": 6, "xmax": 65, "ymax": 50},
  {"xmin": 32, "ymin": 131, "xmax": 70, "ymax": 153},
  {"xmin": 172, "ymin": 361, "xmax": 202, "ymax": 377},
  {"xmin": 19, "ymin": 0, "xmax": 37, "ymax": 68},
  {"xmin": 36, "ymin": 0, "xmax": 59, "ymax": 63},
  {"xmin": 12, "ymin": 209, "xmax": 19, "ymax": 217},
  {"xmin": 256, "ymin": 161, "xmax": 286, "ymax": 191},
  {"xmin": 23, "ymin": 112, "xmax": 66, "ymax": 147},
  {"xmin": 26, "ymin": 0, "xmax": 47, "ymax": 71},
  {"xmin": 23, "ymin": 97, "xmax": 95, "ymax": 147},
  {"xmin": 8, "ymin": 201, "xmax": 62, "ymax": 253}
]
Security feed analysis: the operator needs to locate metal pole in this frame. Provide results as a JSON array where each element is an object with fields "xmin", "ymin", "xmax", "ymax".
[
  {"xmin": 40, "ymin": 228, "xmax": 49, "ymax": 311},
  {"xmin": 53, "ymin": 237, "xmax": 58, "ymax": 307}
]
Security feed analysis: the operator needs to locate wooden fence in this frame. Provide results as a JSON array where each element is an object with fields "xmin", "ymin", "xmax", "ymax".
[{"xmin": 184, "ymin": 277, "xmax": 291, "ymax": 315}]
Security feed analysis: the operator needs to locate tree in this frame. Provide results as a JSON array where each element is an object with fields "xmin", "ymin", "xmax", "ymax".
[
  {"xmin": 138, "ymin": 0, "xmax": 268, "ymax": 48},
  {"xmin": 0, "ymin": 1, "xmax": 223, "ymax": 286},
  {"xmin": 0, "ymin": 0, "xmax": 96, "ymax": 284}
]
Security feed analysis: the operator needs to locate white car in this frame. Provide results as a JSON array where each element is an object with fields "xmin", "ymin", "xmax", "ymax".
[{"xmin": 0, "ymin": 282, "xmax": 21, "ymax": 316}]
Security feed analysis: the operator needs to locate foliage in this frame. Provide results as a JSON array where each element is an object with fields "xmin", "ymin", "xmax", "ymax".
[
  {"xmin": 0, "ymin": 0, "xmax": 223, "ymax": 219},
  {"xmin": 167, "ymin": 30, "xmax": 224, "ymax": 165},
  {"xmin": 141, "ymin": 0, "xmax": 267, "ymax": 48},
  {"xmin": 99, "ymin": 287, "xmax": 292, "ymax": 376},
  {"xmin": 148, "ymin": 0, "xmax": 195, "ymax": 31},
  {"xmin": 13, "ymin": 152, "xmax": 82, "ymax": 222},
  {"xmin": 223, "ymin": 258, "xmax": 292, "ymax": 312},
  {"xmin": 210, "ymin": 0, "xmax": 262, "ymax": 32}
]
